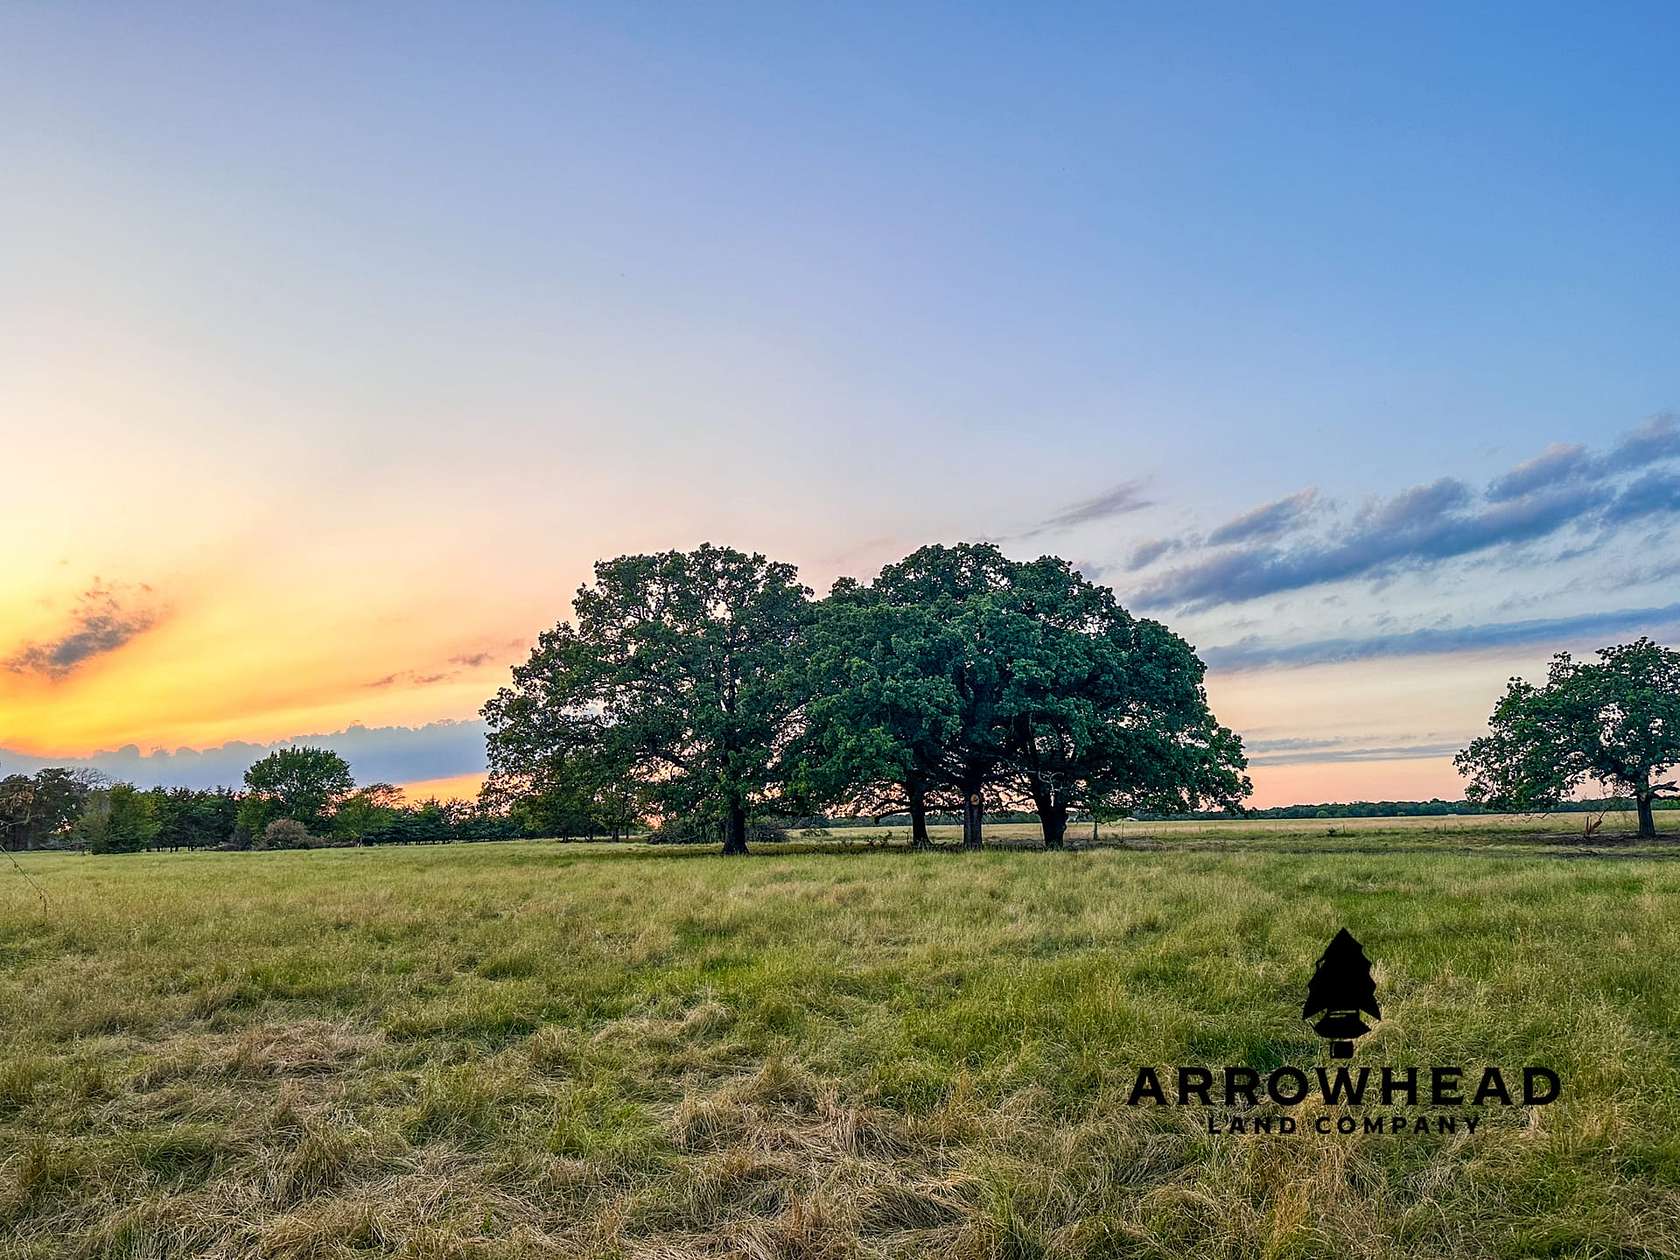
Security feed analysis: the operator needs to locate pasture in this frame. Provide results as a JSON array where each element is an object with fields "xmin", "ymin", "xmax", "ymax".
[{"xmin": 3, "ymin": 818, "xmax": 1680, "ymax": 1258}]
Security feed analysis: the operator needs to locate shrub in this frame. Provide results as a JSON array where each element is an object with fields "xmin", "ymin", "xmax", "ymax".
[
  {"xmin": 258, "ymin": 818, "xmax": 313, "ymax": 850},
  {"xmin": 647, "ymin": 819, "xmax": 717, "ymax": 845}
]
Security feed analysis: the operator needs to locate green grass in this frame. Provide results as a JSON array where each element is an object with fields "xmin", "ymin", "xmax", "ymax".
[{"xmin": 3, "ymin": 821, "xmax": 1680, "ymax": 1257}]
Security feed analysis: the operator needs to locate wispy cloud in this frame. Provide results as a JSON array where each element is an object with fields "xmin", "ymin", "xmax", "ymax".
[
  {"xmin": 1203, "ymin": 600, "xmax": 1680, "ymax": 671},
  {"xmin": 1604, "ymin": 412, "xmax": 1680, "ymax": 474},
  {"xmin": 1124, "ymin": 536, "xmax": 1189, "ymax": 571},
  {"xmin": 1486, "ymin": 416, "xmax": 1680, "ymax": 501},
  {"xmin": 365, "ymin": 669, "xmax": 457, "ymax": 689},
  {"xmin": 1604, "ymin": 469, "xmax": 1680, "ymax": 524},
  {"xmin": 1137, "ymin": 480, "xmax": 1601, "ymax": 609},
  {"xmin": 1025, "ymin": 480, "xmax": 1153, "ymax": 537},
  {"xmin": 364, "ymin": 644, "xmax": 514, "ymax": 689},
  {"xmin": 1486, "ymin": 443, "xmax": 1593, "ymax": 501},
  {"xmin": 1132, "ymin": 418, "xmax": 1680, "ymax": 610},
  {"xmin": 1205, "ymin": 489, "xmax": 1318, "ymax": 546},
  {"xmin": 1244, "ymin": 736, "xmax": 1468, "ymax": 766},
  {"xmin": 5, "ymin": 580, "xmax": 163, "ymax": 679}
]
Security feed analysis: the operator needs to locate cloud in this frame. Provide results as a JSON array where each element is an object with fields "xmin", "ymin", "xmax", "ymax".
[
  {"xmin": 1128, "ymin": 417, "xmax": 1680, "ymax": 611},
  {"xmin": 1604, "ymin": 469, "xmax": 1680, "ymax": 525},
  {"xmin": 1123, "ymin": 537, "xmax": 1193, "ymax": 571},
  {"xmin": 1361, "ymin": 476, "xmax": 1475, "ymax": 526},
  {"xmin": 1486, "ymin": 443, "xmax": 1593, "ymax": 501},
  {"xmin": 0, "ymin": 719, "xmax": 488, "ymax": 790},
  {"xmin": 1137, "ymin": 479, "xmax": 1603, "ymax": 609},
  {"xmin": 1485, "ymin": 417, "xmax": 1680, "ymax": 501},
  {"xmin": 5, "ymin": 581, "xmax": 163, "ymax": 679},
  {"xmin": 1206, "ymin": 489, "xmax": 1318, "ymax": 546},
  {"xmin": 1604, "ymin": 412, "xmax": 1680, "ymax": 474},
  {"xmin": 1027, "ymin": 480, "xmax": 1153, "ymax": 536},
  {"xmin": 365, "ymin": 669, "xmax": 457, "ymax": 688},
  {"xmin": 365, "ymin": 645, "xmax": 514, "ymax": 689},
  {"xmin": 1202, "ymin": 600, "xmax": 1680, "ymax": 671},
  {"xmin": 1244, "ymin": 736, "xmax": 1468, "ymax": 766}
]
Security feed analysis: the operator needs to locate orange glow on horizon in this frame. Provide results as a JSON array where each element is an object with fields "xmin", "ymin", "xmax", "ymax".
[
  {"xmin": 1245, "ymin": 757, "xmax": 1464, "ymax": 809},
  {"xmin": 400, "ymin": 773, "xmax": 487, "ymax": 804}
]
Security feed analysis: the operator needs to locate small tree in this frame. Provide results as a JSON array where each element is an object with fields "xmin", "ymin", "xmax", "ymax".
[
  {"xmin": 1456, "ymin": 638, "xmax": 1680, "ymax": 839},
  {"xmin": 334, "ymin": 783, "xmax": 405, "ymax": 844},
  {"xmin": 75, "ymin": 783, "xmax": 160, "ymax": 854},
  {"xmin": 240, "ymin": 746, "xmax": 355, "ymax": 837}
]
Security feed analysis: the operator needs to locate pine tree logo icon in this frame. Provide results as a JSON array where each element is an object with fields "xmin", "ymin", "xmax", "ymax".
[{"xmin": 1302, "ymin": 929, "xmax": 1381, "ymax": 1059}]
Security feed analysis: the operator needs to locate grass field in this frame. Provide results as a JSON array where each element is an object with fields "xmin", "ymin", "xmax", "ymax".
[{"xmin": 4, "ymin": 818, "xmax": 1680, "ymax": 1258}]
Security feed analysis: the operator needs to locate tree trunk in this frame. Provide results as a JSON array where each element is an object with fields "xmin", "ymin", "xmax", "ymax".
[
  {"xmin": 962, "ymin": 792, "xmax": 983, "ymax": 850},
  {"xmin": 1637, "ymin": 792, "xmax": 1657, "ymax": 839},
  {"xmin": 907, "ymin": 781, "xmax": 931, "ymax": 851},
  {"xmin": 722, "ymin": 804, "xmax": 749, "ymax": 855},
  {"xmin": 1040, "ymin": 802, "xmax": 1068, "ymax": 850},
  {"xmin": 1026, "ymin": 779, "xmax": 1066, "ymax": 850}
]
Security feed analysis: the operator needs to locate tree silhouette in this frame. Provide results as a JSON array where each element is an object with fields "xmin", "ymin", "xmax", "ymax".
[{"xmin": 1302, "ymin": 928, "xmax": 1380, "ymax": 1058}]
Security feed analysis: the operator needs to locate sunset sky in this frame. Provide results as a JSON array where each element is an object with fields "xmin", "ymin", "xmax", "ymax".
[{"xmin": 3, "ymin": 4, "xmax": 1678, "ymax": 807}]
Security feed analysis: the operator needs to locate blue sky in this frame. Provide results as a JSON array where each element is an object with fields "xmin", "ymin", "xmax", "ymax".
[{"xmin": 2, "ymin": 3, "xmax": 1677, "ymax": 803}]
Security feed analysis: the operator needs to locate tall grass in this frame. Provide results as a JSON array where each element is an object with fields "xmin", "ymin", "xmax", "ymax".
[{"xmin": 3, "ymin": 834, "xmax": 1679, "ymax": 1257}]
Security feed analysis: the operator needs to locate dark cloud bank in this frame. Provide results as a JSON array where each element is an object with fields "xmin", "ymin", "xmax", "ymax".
[{"xmin": 0, "ymin": 720, "xmax": 488, "ymax": 790}]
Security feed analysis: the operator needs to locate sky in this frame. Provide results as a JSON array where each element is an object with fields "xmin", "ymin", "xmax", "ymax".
[{"xmin": 2, "ymin": 3, "xmax": 1677, "ymax": 807}]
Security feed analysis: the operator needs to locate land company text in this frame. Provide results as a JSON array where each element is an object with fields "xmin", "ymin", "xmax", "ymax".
[{"xmin": 1125, "ymin": 1064, "xmax": 1562, "ymax": 1137}]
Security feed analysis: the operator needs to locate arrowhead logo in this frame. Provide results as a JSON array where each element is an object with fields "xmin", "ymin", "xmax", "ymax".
[
  {"xmin": 1302, "ymin": 928, "xmax": 1381, "ymax": 1059},
  {"xmin": 1122, "ymin": 925, "xmax": 1561, "ymax": 1132}
]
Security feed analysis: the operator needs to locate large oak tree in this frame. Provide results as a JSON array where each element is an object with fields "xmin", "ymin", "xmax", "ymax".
[
  {"xmin": 791, "ymin": 576, "xmax": 965, "ymax": 848},
  {"xmin": 795, "ymin": 544, "xmax": 1248, "ymax": 849},
  {"xmin": 484, "ymin": 545, "xmax": 811, "ymax": 855},
  {"xmin": 869, "ymin": 543, "xmax": 1018, "ymax": 849},
  {"xmin": 998, "ymin": 556, "xmax": 1250, "ymax": 847}
]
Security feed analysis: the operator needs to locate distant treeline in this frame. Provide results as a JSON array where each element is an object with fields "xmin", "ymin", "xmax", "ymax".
[
  {"xmin": 7, "ymin": 761, "xmax": 1675, "ymax": 855},
  {"xmin": 1143, "ymin": 797, "xmax": 1679, "ymax": 821},
  {"xmin": 0, "ymin": 751, "xmax": 629, "ymax": 855},
  {"xmin": 807, "ymin": 795, "xmax": 1678, "ymax": 827}
]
